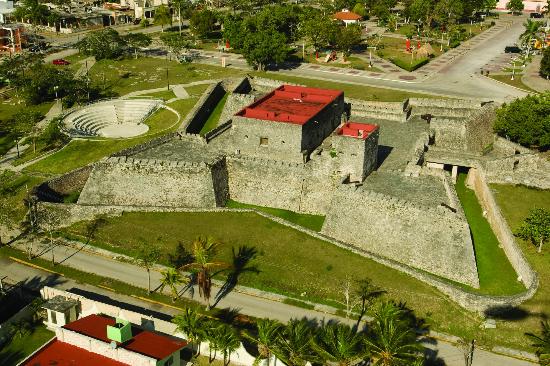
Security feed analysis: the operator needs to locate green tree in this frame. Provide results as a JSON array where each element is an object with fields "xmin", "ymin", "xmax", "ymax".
[
  {"xmin": 352, "ymin": 3, "xmax": 367, "ymax": 17},
  {"xmin": 493, "ymin": 92, "xmax": 550, "ymax": 149},
  {"xmin": 433, "ymin": 0, "xmax": 463, "ymax": 25},
  {"xmin": 77, "ymin": 28, "xmax": 126, "ymax": 60},
  {"xmin": 13, "ymin": 0, "xmax": 50, "ymax": 24},
  {"xmin": 180, "ymin": 236, "xmax": 229, "ymax": 309},
  {"xmin": 541, "ymin": 46, "xmax": 550, "ymax": 79},
  {"xmin": 312, "ymin": 323, "xmax": 365, "ymax": 366},
  {"xmin": 526, "ymin": 321, "xmax": 550, "ymax": 366},
  {"xmin": 300, "ymin": 16, "xmax": 338, "ymax": 52},
  {"xmin": 516, "ymin": 208, "xmax": 550, "ymax": 253},
  {"xmin": 506, "ymin": 0, "xmax": 524, "ymax": 14},
  {"xmin": 206, "ymin": 322, "xmax": 241, "ymax": 365},
  {"xmin": 9, "ymin": 108, "xmax": 43, "ymax": 158},
  {"xmin": 354, "ymin": 278, "xmax": 385, "ymax": 328},
  {"xmin": 172, "ymin": 0, "xmax": 191, "ymax": 34},
  {"xmin": 364, "ymin": 302, "xmax": 424, "ymax": 366},
  {"xmin": 335, "ymin": 24, "xmax": 363, "ymax": 59},
  {"xmin": 190, "ymin": 9, "xmax": 216, "ymax": 38},
  {"xmin": 172, "ymin": 307, "xmax": 206, "ymax": 355},
  {"xmin": 408, "ymin": 0, "xmax": 434, "ymax": 27},
  {"xmin": 272, "ymin": 319, "xmax": 318, "ymax": 366},
  {"xmin": 158, "ymin": 267, "xmax": 188, "ymax": 301},
  {"xmin": 520, "ymin": 19, "xmax": 541, "ymax": 56},
  {"xmin": 160, "ymin": 32, "xmax": 191, "ymax": 55},
  {"xmin": 245, "ymin": 318, "xmax": 283, "ymax": 365},
  {"xmin": 123, "ymin": 33, "xmax": 152, "ymax": 59},
  {"xmin": 135, "ymin": 242, "xmax": 161, "ymax": 294},
  {"xmin": 241, "ymin": 28, "xmax": 289, "ymax": 71},
  {"xmin": 154, "ymin": 4, "xmax": 172, "ymax": 32}
]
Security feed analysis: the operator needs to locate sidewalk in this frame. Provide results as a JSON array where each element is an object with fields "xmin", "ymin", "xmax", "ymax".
[
  {"xmin": 3, "ymin": 236, "xmax": 538, "ymax": 366},
  {"xmin": 522, "ymin": 55, "xmax": 550, "ymax": 92}
]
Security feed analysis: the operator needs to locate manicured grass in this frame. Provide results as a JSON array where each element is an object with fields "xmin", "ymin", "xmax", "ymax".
[
  {"xmin": 60, "ymin": 210, "xmax": 491, "ymax": 346},
  {"xmin": 0, "ymin": 99, "xmax": 52, "ymax": 124},
  {"xmin": 252, "ymin": 72, "xmax": 437, "ymax": 102},
  {"xmin": 226, "ymin": 199, "xmax": 325, "ymax": 232},
  {"xmin": 489, "ymin": 75, "xmax": 538, "ymax": 93},
  {"xmin": 295, "ymin": 52, "xmax": 384, "ymax": 73},
  {"xmin": 89, "ymin": 57, "xmax": 245, "ymax": 96},
  {"xmin": 488, "ymin": 184, "xmax": 550, "ymax": 350},
  {"xmin": 134, "ymin": 89, "xmax": 177, "ymax": 100},
  {"xmin": 185, "ymin": 84, "xmax": 211, "ymax": 97},
  {"xmin": 199, "ymin": 92, "xmax": 229, "ymax": 136},
  {"xmin": 455, "ymin": 174, "xmax": 524, "ymax": 295},
  {"xmin": 24, "ymin": 101, "xmax": 188, "ymax": 175},
  {"xmin": 0, "ymin": 325, "xmax": 54, "ymax": 366},
  {"xmin": 376, "ymin": 36, "xmax": 444, "ymax": 71},
  {"xmin": 0, "ymin": 172, "xmax": 47, "ymax": 221}
]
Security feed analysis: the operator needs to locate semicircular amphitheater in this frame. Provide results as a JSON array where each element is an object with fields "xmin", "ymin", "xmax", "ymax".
[{"xmin": 63, "ymin": 99, "xmax": 162, "ymax": 138}]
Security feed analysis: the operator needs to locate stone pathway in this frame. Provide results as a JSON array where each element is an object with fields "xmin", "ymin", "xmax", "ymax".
[
  {"xmin": 122, "ymin": 80, "xmax": 214, "ymax": 103},
  {"xmin": 74, "ymin": 57, "xmax": 96, "ymax": 78},
  {"xmin": 522, "ymin": 55, "xmax": 550, "ymax": 92}
]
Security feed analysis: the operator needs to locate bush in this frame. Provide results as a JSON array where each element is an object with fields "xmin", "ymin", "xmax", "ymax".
[
  {"xmin": 390, "ymin": 57, "xmax": 430, "ymax": 72},
  {"xmin": 494, "ymin": 92, "xmax": 550, "ymax": 150},
  {"xmin": 449, "ymin": 39, "xmax": 461, "ymax": 48},
  {"xmin": 540, "ymin": 47, "xmax": 550, "ymax": 79}
]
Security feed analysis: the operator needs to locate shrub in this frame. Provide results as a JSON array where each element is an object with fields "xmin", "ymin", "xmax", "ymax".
[
  {"xmin": 540, "ymin": 47, "xmax": 550, "ymax": 79},
  {"xmin": 389, "ymin": 57, "xmax": 429, "ymax": 72}
]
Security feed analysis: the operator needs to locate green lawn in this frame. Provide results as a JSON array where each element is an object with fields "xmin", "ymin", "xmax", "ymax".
[
  {"xmin": 489, "ymin": 75, "xmax": 538, "ymax": 93},
  {"xmin": 199, "ymin": 92, "xmax": 229, "ymax": 136},
  {"xmin": 0, "ymin": 325, "xmax": 54, "ymax": 366},
  {"xmin": 252, "ymin": 72, "xmax": 438, "ymax": 102},
  {"xmin": 455, "ymin": 174, "xmax": 524, "ymax": 295},
  {"xmin": 24, "ymin": 101, "xmax": 187, "ymax": 175},
  {"xmin": 89, "ymin": 57, "xmax": 245, "ymax": 96},
  {"xmin": 295, "ymin": 52, "xmax": 384, "ymax": 73},
  {"xmin": 0, "ymin": 172, "xmax": 47, "ymax": 221},
  {"xmin": 133, "ymin": 89, "xmax": 177, "ymax": 100},
  {"xmin": 226, "ymin": 199, "xmax": 325, "ymax": 232},
  {"xmin": 488, "ymin": 184, "xmax": 550, "ymax": 350},
  {"xmin": 376, "ymin": 36, "xmax": 444, "ymax": 72}
]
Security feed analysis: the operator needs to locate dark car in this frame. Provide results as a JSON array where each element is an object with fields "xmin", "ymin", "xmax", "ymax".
[
  {"xmin": 530, "ymin": 12, "xmax": 543, "ymax": 18},
  {"xmin": 52, "ymin": 59, "xmax": 70, "ymax": 65},
  {"xmin": 504, "ymin": 45, "xmax": 521, "ymax": 53}
]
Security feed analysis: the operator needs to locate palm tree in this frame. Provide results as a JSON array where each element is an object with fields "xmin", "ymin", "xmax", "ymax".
[
  {"xmin": 521, "ymin": 19, "xmax": 542, "ymax": 57},
  {"xmin": 272, "ymin": 319, "xmax": 318, "ymax": 366},
  {"xmin": 364, "ymin": 302, "xmax": 424, "ymax": 366},
  {"xmin": 207, "ymin": 322, "xmax": 241, "ymax": 365},
  {"xmin": 171, "ymin": 0, "xmax": 187, "ymax": 35},
  {"xmin": 181, "ymin": 236, "xmax": 229, "ymax": 310},
  {"xmin": 135, "ymin": 243, "xmax": 161, "ymax": 294},
  {"xmin": 172, "ymin": 307, "xmax": 206, "ymax": 356},
  {"xmin": 245, "ymin": 318, "xmax": 283, "ymax": 366},
  {"xmin": 158, "ymin": 267, "xmax": 187, "ymax": 302},
  {"xmin": 312, "ymin": 322, "xmax": 366, "ymax": 366},
  {"xmin": 354, "ymin": 278, "xmax": 385, "ymax": 329},
  {"xmin": 526, "ymin": 321, "xmax": 550, "ymax": 365},
  {"xmin": 154, "ymin": 4, "xmax": 172, "ymax": 32}
]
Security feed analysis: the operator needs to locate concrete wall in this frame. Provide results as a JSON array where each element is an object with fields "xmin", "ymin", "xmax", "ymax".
[
  {"xmin": 77, "ymin": 157, "xmax": 221, "ymax": 208},
  {"xmin": 322, "ymin": 184, "xmax": 480, "ymax": 288}
]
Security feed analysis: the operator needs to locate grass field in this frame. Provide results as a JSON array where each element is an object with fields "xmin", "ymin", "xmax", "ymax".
[
  {"xmin": 376, "ymin": 37, "xmax": 444, "ymax": 72},
  {"xmin": 200, "ymin": 92, "xmax": 229, "ymax": 136},
  {"xmin": 0, "ymin": 172, "xmax": 47, "ymax": 221},
  {"xmin": 252, "ymin": 72, "xmax": 437, "ymax": 101},
  {"xmin": 226, "ymin": 200, "xmax": 325, "ymax": 232},
  {"xmin": 489, "ymin": 75, "xmax": 538, "ymax": 93},
  {"xmin": 488, "ymin": 184, "xmax": 550, "ymax": 350},
  {"xmin": 455, "ymin": 174, "xmax": 524, "ymax": 295},
  {"xmin": 0, "ymin": 325, "xmax": 54, "ymax": 366}
]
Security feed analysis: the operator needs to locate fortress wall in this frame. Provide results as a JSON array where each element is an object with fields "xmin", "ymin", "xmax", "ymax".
[
  {"xmin": 483, "ymin": 153, "xmax": 550, "ymax": 189},
  {"xmin": 211, "ymin": 157, "xmax": 229, "ymax": 207},
  {"xmin": 466, "ymin": 168, "xmax": 537, "ymax": 287},
  {"xmin": 182, "ymin": 82, "xmax": 226, "ymax": 134},
  {"xmin": 226, "ymin": 156, "xmax": 333, "ymax": 215},
  {"xmin": 493, "ymin": 137, "xmax": 532, "ymax": 155},
  {"xmin": 230, "ymin": 76, "xmax": 252, "ymax": 94},
  {"xmin": 110, "ymin": 132, "xmax": 178, "ymax": 157},
  {"xmin": 218, "ymin": 93, "xmax": 256, "ymax": 125},
  {"xmin": 34, "ymin": 165, "xmax": 94, "ymax": 203},
  {"xmin": 431, "ymin": 118, "xmax": 467, "ymax": 151},
  {"xmin": 322, "ymin": 185, "xmax": 479, "ymax": 287},
  {"xmin": 77, "ymin": 158, "xmax": 219, "ymax": 208},
  {"xmin": 249, "ymin": 76, "xmax": 303, "ymax": 92},
  {"xmin": 465, "ymin": 104, "xmax": 496, "ymax": 153},
  {"xmin": 347, "ymin": 99, "xmax": 408, "ymax": 122},
  {"xmin": 408, "ymin": 98, "xmax": 481, "ymax": 109}
]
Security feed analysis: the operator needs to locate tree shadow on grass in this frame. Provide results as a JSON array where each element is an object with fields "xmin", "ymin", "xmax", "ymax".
[
  {"xmin": 0, "ymin": 349, "xmax": 24, "ymax": 366},
  {"xmin": 483, "ymin": 305, "xmax": 544, "ymax": 322},
  {"xmin": 212, "ymin": 245, "xmax": 259, "ymax": 308}
]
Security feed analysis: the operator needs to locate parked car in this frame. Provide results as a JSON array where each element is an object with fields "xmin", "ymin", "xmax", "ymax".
[
  {"xmin": 530, "ymin": 12, "xmax": 543, "ymax": 18},
  {"xmin": 52, "ymin": 59, "xmax": 70, "ymax": 65},
  {"xmin": 504, "ymin": 45, "xmax": 521, "ymax": 53}
]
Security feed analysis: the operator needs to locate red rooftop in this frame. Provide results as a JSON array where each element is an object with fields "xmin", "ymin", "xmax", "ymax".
[
  {"xmin": 338, "ymin": 122, "xmax": 379, "ymax": 139},
  {"xmin": 237, "ymin": 85, "xmax": 343, "ymax": 125}
]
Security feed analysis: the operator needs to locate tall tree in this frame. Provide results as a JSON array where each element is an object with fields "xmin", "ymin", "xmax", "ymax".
[
  {"xmin": 135, "ymin": 242, "xmax": 161, "ymax": 294},
  {"xmin": 77, "ymin": 28, "xmax": 126, "ymax": 60},
  {"xmin": 171, "ymin": 0, "xmax": 190, "ymax": 35},
  {"xmin": 541, "ymin": 46, "xmax": 550, "ymax": 79},
  {"xmin": 154, "ymin": 4, "xmax": 172, "ymax": 32},
  {"xmin": 207, "ymin": 322, "xmax": 241, "ymax": 365},
  {"xmin": 335, "ymin": 24, "xmax": 363, "ymax": 60},
  {"xmin": 241, "ymin": 28, "xmax": 289, "ymax": 71},
  {"xmin": 172, "ymin": 307, "xmax": 206, "ymax": 355},
  {"xmin": 158, "ymin": 267, "xmax": 188, "ymax": 301},
  {"xmin": 160, "ymin": 32, "xmax": 191, "ymax": 56},
  {"xmin": 526, "ymin": 321, "xmax": 550, "ymax": 366},
  {"xmin": 245, "ymin": 318, "xmax": 283, "ymax": 366},
  {"xmin": 272, "ymin": 319, "xmax": 318, "ymax": 366},
  {"xmin": 9, "ymin": 108, "xmax": 43, "ymax": 158},
  {"xmin": 520, "ymin": 19, "xmax": 542, "ymax": 57},
  {"xmin": 506, "ymin": 0, "xmax": 524, "ymax": 14},
  {"xmin": 354, "ymin": 278, "xmax": 385, "ymax": 329},
  {"xmin": 181, "ymin": 236, "xmax": 229, "ymax": 310},
  {"xmin": 190, "ymin": 9, "xmax": 216, "ymax": 38},
  {"xmin": 516, "ymin": 208, "xmax": 550, "ymax": 253},
  {"xmin": 123, "ymin": 33, "xmax": 152, "ymax": 59},
  {"xmin": 312, "ymin": 323, "xmax": 366, "ymax": 366}
]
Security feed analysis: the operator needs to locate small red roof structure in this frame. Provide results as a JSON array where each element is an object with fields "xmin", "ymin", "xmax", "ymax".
[
  {"xmin": 333, "ymin": 9, "xmax": 362, "ymax": 21},
  {"xmin": 337, "ymin": 122, "xmax": 378, "ymax": 139},
  {"xmin": 236, "ymin": 85, "xmax": 342, "ymax": 125},
  {"xmin": 64, "ymin": 314, "xmax": 187, "ymax": 361},
  {"xmin": 23, "ymin": 339, "xmax": 130, "ymax": 366}
]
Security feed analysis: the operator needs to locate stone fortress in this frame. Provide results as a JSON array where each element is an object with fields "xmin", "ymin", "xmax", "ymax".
[{"xmin": 49, "ymin": 76, "xmax": 550, "ymax": 297}]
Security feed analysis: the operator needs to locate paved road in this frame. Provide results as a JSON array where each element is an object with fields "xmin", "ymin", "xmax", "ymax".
[{"xmin": 3, "ymin": 240, "xmax": 536, "ymax": 366}]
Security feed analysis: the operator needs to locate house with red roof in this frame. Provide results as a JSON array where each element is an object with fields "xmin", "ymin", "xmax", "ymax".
[
  {"xmin": 333, "ymin": 9, "xmax": 362, "ymax": 26},
  {"xmin": 22, "ymin": 314, "xmax": 188, "ymax": 366}
]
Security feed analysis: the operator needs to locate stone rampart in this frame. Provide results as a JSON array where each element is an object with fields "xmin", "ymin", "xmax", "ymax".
[
  {"xmin": 34, "ymin": 165, "xmax": 93, "ymax": 203},
  {"xmin": 465, "ymin": 104, "xmax": 496, "ymax": 154},
  {"xmin": 348, "ymin": 98, "xmax": 409, "ymax": 122},
  {"xmin": 404, "ymin": 132, "xmax": 430, "ymax": 176},
  {"xmin": 249, "ymin": 76, "xmax": 303, "ymax": 92},
  {"xmin": 218, "ymin": 93, "xmax": 255, "ymax": 125},
  {"xmin": 466, "ymin": 168, "xmax": 538, "ymax": 288},
  {"xmin": 77, "ymin": 157, "xmax": 222, "ymax": 208},
  {"xmin": 230, "ymin": 76, "xmax": 252, "ymax": 94},
  {"xmin": 322, "ymin": 184, "xmax": 479, "ymax": 287},
  {"xmin": 408, "ymin": 98, "xmax": 481, "ymax": 109},
  {"xmin": 181, "ymin": 82, "xmax": 226, "ymax": 134},
  {"xmin": 493, "ymin": 137, "xmax": 532, "ymax": 155},
  {"xmin": 204, "ymin": 120, "xmax": 232, "ymax": 142},
  {"xmin": 483, "ymin": 153, "xmax": 550, "ymax": 189},
  {"xmin": 110, "ymin": 132, "xmax": 178, "ymax": 157}
]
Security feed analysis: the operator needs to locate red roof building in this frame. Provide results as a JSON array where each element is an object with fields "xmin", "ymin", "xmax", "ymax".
[
  {"xmin": 333, "ymin": 9, "xmax": 362, "ymax": 24},
  {"xmin": 23, "ymin": 314, "xmax": 187, "ymax": 366},
  {"xmin": 337, "ymin": 122, "xmax": 379, "ymax": 139}
]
